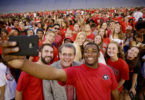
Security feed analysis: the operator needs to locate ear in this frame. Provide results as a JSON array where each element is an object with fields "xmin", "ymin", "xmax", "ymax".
[{"xmin": 39, "ymin": 52, "xmax": 41, "ymax": 58}]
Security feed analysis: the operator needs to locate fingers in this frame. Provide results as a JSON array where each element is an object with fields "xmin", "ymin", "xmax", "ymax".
[
  {"xmin": 3, "ymin": 47, "xmax": 19, "ymax": 54},
  {"xmin": 2, "ymin": 41, "xmax": 17, "ymax": 48},
  {"xmin": 2, "ymin": 55, "xmax": 25, "ymax": 61},
  {"xmin": 2, "ymin": 41, "xmax": 19, "ymax": 54}
]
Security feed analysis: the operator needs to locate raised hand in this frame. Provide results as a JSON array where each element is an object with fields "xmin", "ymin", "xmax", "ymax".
[{"xmin": 2, "ymin": 41, "xmax": 26, "ymax": 69}]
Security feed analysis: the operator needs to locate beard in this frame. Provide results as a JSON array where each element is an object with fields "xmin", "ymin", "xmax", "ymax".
[{"xmin": 41, "ymin": 56, "xmax": 53, "ymax": 64}]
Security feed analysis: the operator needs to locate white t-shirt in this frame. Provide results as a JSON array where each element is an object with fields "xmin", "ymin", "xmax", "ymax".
[
  {"xmin": 133, "ymin": 11, "xmax": 143, "ymax": 21},
  {"xmin": 110, "ymin": 35, "xmax": 124, "ymax": 45},
  {"xmin": 98, "ymin": 52, "xmax": 106, "ymax": 65},
  {"xmin": 0, "ymin": 63, "xmax": 16, "ymax": 100}
]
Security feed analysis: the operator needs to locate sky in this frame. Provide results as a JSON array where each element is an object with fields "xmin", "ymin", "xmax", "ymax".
[{"xmin": 0, "ymin": 0, "xmax": 145, "ymax": 14}]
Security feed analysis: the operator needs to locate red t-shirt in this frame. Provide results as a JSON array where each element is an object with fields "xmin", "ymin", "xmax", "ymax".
[
  {"xmin": 60, "ymin": 63, "xmax": 118, "ymax": 100},
  {"xmin": 60, "ymin": 28, "xmax": 67, "ymax": 40},
  {"xmin": 54, "ymin": 34, "xmax": 63, "ymax": 48},
  {"xmin": 107, "ymin": 58, "xmax": 129, "ymax": 91},
  {"xmin": 16, "ymin": 71, "xmax": 43, "ymax": 100},
  {"xmin": 72, "ymin": 33, "xmax": 78, "ymax": 40},
  {"xmin": 86, "ymin": 33, "xmax": 95, "ymax": 40}
]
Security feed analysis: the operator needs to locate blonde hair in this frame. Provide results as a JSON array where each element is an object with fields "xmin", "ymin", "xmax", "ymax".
[
  {"xmin": 74, "ymin": 32, "xmax": 86, "ymax": 61},
  {"xmin": 75, "ymin": 31, "xmax": 86, "ymax": 42},
  {"xmin": 112, "ymin": 25, "xmax": 124, "ymax": 40}
]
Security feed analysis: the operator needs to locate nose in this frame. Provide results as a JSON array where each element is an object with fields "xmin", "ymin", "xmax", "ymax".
[
  {"xmin": 46, "ymin": 52, "xmax": 53, "ymax": 56},
  {"xmin": 87, "ymin": 52, "xmax": 95, "ymax": 56},
  {"xmin": 65, "ymin": 54, "xmax": 71, "ymax": 58}
]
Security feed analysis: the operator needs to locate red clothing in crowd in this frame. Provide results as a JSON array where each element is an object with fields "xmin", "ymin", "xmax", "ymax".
[
  {"xmin": 53, "ymin": 34, "xmax": 63, "ymax": 48},
  {"xmin": 0, "ymin": 46, "xmax": 2, "ymax": 55},
  {"xmin": 107, "ymin": 58, "xmax": 129, "ymax": 91},
  {"xmin": 86, "ymin": 33, "xmax": 95, "ymax": 40},
  {"xmin": 102, "ymin": 38, "xmax": 110, "ymax": 54},
  {"xmin": 60, "ymin": 28, "xmax": 67, "ymax": 40},
  {"xmin": 60, "ymin": 63, "xmax": 118, "ymax": 100},
  {"xmin": 72, "ymin": 33, "xmax": 78, "ymax": 40},
  {"xmin": 16, "ymin": 71, "xmax": 44, "ymax": 100}
]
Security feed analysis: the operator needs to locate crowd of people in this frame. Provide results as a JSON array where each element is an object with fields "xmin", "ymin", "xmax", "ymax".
[{"xmin": 0, "ymin": 6, "xmax": 145, "ymax": 100}]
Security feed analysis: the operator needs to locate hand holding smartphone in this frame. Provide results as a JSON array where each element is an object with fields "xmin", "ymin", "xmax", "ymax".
[{"xmin": 129, "ymin": 91, "xmax": 134, "ymax": 99}]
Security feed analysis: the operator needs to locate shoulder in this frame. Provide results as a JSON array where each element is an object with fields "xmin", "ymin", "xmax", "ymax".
[
  {"xmin": 72, "ymin": 61, "xmax": 81, "ymax": 66},
  {"xmin": 0, "ymin": 63, "xmax": 7, "ymax": 72},
  {"xmin": 99, "ymin": 63, "xmax": 112, "ymax": 71},
  {"xmin": 19, "ymin": 71, "xmax": 31, "ymax": 78},
  {"xmin": 65, "ymin": 64, "xmax": 83, "ymax": 73},
  {"xmin": 98, "ymin": 63, "xmax": 115, "ymax": 76},
  {"xmin": 51, "ymin": 61, "xmax": 62, "ymax": 69},
  {"xmin": 118, "ymin": 58, "xmax": 128, "ymax": 65}
]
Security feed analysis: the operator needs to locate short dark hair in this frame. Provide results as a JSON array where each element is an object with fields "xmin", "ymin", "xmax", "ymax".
[
  {"xmin": 84, "ymin": 42, "xmax": 100, "ymax": 52},
  {"xmin": 90, "ymin": 23, "xmax": 97, "ymax": 28},
  {"xmin": 27, "ymin": 28, "xmax": 34, "ymax": 35},
  {"xmin": 36, "ymin": 28, "xmax": 44, "ymax": 34},
  {"xmin": 59, "ymin": 43, "xmax": 76, "ymax": 55},
  {"xmin": 39, "ymin": 43, "xmax": 53, "ymax": 52},
  {"xmin": 11, "ymin": 28, "xmax": 20, "ymax": 34},
  {"xmin": 53, "ymin": 24, "xmax": 60, "ymax": 28},
  {"xmin": 135, "ymin": 21, "xmax": 145, "ymax": 30}
]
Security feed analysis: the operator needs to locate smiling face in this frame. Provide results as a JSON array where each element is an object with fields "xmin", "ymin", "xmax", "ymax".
[
  {"xmin": 107, "ymin": 43, "xmax": 118, "ymax": 58},
  {"xmin": 53, "ymin": 25, "xmax": 60, "ymax": 34},
  {"xmin": 36, "ymin": 31, "xmax": 43, "ymax": 40},
  {"xmin": 127, "ymin": 47, "xmax": 139, "ymax": 60},
  {"xmin": 114, "ymin": 25, "xmax": 121, "ymax": 34},
  {"xmin": 76, "ymin": 33, "xmax": 86, "ymax": 46},
  {"xmin": 94, "ymin": 35, "xmax": 102, "ymax": 45},
  {"xmin": 85, "ymin": 24, "xmax": 91, "ymax": 32},
  {"xmin": 84, "ymin": 44, "xmax": 99, "ymax": 68},
  {"xmin": 45, "ymin": 32, "xmax": 56, "ymax": 44},
  {"xmin": 40, "ymin": 45, "xmax": 54, "ymax": 64},
  {"xmin": 101, "ymin": 23, "xmax": 107, "ymax": 29},
  {"xmin": 98, "ymin": 28, "xmax": 105, "ymax": 37},
  {"xmin": 74, "ymin": 24, "xmax": 80, "ymax": 32},
  {"xmin": 59, "ymin": 47, "xmax": 75, "ymax": 68}
]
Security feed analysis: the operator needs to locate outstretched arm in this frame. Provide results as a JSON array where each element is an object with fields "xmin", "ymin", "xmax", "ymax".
[
  {"xmin": 2, "ymin": 41, "xmax": 67, "ymax": 82},
  {"xmin": 21, "ymin": 60, "xmax": 67, "ymax": 82}
]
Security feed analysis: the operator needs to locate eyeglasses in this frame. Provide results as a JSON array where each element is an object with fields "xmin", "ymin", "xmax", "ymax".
[
  {"xmin": 54, "ymin": 27, "xmax": 60, "ymax": 30},
  {"xmin": 61, "ymin": 53, "xmax": 74, "ymax": 57}
]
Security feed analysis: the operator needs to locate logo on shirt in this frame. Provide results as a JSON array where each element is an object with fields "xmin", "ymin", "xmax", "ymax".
[{"xmin": 103, "ymin": 75, "xmax": 109, "ymax": 80}]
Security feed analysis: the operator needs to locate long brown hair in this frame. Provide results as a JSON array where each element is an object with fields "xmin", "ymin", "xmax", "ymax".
[
  {"xmin": 112, "ymin": 24, "xmax": 124, "ymax": 40},
  {"xmin": 94, "ymin": 34, "xmax": 103, "ymax": 48},
  {"xmin": 125, "ymin": 46, "xmax": 140, "ymax": 69}
]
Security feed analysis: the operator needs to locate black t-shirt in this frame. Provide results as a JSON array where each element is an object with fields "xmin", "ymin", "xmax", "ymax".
[{"xmin": 123, "ymin": 60, "xmax": 141, "ymax": 90}]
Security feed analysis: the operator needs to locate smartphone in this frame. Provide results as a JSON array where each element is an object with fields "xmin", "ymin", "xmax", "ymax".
[
  {"xmin": 129, "ymin": 91, "xmax": 134, "ymax": 99},
  {"xmin": 8, "ymin": 35, "xmax": 39, "ymax": 56}
]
